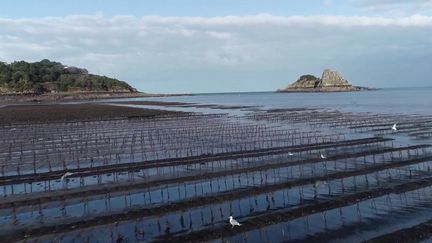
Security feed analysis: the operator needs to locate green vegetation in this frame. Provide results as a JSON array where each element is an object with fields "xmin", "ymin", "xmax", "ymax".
[
  {"xmin": 0, "ymin": 59, "xmax": 136, "ymax": 94},
  {"xmin": 298, "ymin": 74, "xmax": 318, "ymax": 81}
]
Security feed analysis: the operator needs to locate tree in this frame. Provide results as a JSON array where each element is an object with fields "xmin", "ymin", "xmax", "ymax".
[{"xmin": 0, "ymin": 59, "xmax": 136, "ymax": 93}]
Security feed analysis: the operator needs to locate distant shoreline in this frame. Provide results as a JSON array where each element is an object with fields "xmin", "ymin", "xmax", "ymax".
[{"xmin": 0, "ymin": 91, "xmax": 191, "ymax": 104}]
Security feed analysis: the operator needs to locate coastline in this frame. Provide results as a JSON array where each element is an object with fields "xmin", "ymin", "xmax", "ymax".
[{"xmin": 0, "ymin": 91, "xmax": 191, "ymax": 104}]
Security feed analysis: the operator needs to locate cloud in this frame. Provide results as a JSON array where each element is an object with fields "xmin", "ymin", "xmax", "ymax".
[
  {"xmin": 354, "ymin": 0, "xmax": 432, "ymax": 13},
  {"xmin": 356, "ymin": 0, "xmax": 432, "ymax": 7},
  {"xmin": 0, "ymin": 14, "xmax": 432, "ymax": 92}
]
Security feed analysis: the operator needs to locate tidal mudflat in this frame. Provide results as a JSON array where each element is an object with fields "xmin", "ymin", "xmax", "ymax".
[{"xmin": 1, "ymin": 99, "xmax": 432, "ymax": 242}]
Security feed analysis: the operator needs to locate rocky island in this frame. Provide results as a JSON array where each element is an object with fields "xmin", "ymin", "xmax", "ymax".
[{"xmin": 277, "ymin": 69, "xmax": 374, "ymax": 92}]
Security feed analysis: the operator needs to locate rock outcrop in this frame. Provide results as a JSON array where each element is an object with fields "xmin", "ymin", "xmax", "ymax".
[
  {"xmin": 278, "ymin": 69, "xmax": 373, "ymax": 92},
  {"xmin": 319, "ymin": 69, "xmax": 351, "ymax": 87}
]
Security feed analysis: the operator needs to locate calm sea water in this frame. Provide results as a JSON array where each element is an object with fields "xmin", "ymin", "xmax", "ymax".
[{"xmin": 138, "ymin": 87, "xmax": 432, "ymax": 115}]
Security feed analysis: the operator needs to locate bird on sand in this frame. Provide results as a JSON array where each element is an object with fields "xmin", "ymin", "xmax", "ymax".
[
  {"xmin": 320, "ymin": 154, "xmax": 327, "ymax": 159},
  {"xmin": 229, "ymin": 216, "xmax": 241, "ymax": 227},
  {"xmin": 391, "ymin": 123, "xmax": 397, "ymax": 131},
  {"xmin": 60, "ymin": 172, "xmax": 75, "ymax": 182}
]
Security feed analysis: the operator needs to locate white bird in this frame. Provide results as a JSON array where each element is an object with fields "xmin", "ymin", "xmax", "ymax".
[
  {"xmin": 391, "ymin": 123, "xmax": 397, "ymax": 131},
  {"xmin": 320, "ymin": 154, "xmax": 327, "ymax": 159},
  {"xmin": 288, "ymin": 152, "xmax": 294, "ymax": 156},
  {"xmin": 314, "ymin": 180, "xmax": 328, "ymax": 188},
  {"xmin": 60, "ymin": 172, "xmax": 75, "ymax": 181},
  {"xmin": 229, "ymin": 216, "xmax": 241, "ymax": 227}
]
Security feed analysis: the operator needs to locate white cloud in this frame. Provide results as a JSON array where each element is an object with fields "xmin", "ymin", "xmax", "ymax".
[
  {"xmin": 205, "ymin": 31, "xmax": 232, "ymax": 40},
  {"xmin": 135, "ymin": 14, "xmax": 432, "ymax": 27},
  {"xmin": 354, "ymin": 0, "xmax": 432, "ymax": 14},
  {"xmin": 0, "ymin": 14, "xmax": 431, "ymax": 92}
]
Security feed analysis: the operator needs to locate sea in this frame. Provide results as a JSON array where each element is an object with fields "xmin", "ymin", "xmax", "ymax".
[{"xmin": 127, "ymin": 86, "xmax": 432, "ymax": 115}]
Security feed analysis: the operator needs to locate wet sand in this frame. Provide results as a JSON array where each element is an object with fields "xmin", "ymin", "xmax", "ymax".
[
  {"xmin": 0, "ymin": 101, "xmax": 432, "ymax": 242},
  {"xmin": 0, "ymin": 92, "xmax": 190, "ymax": 104},
  {"xmin": 110, "ymin": 100, "xmax": 257, "ymax": 110},
  {"xmin": 0, "ymin": 103, "xmax": 183, "ymax": 125}
]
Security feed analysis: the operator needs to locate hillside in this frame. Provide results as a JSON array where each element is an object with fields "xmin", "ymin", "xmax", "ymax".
[{"xmin": 0, "ymin": 59, "xmax": 137, "ymax": 94}]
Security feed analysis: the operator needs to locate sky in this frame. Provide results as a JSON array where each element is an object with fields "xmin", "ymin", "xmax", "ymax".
[{"xmin": 1, "ymin": 0, "xmax": 432, "ymax": 93}]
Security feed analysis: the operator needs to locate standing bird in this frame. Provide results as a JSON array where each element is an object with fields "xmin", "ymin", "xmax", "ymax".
[
  {"xmin": 314, "ymin": 180, "xmax": 328, "ymax": 188},
  {"xmin": 60, "ymin": 172, "xmax": 75, "ymax": 182},
  {"xmin": 320, "ymin": 154, "xmax": 327, "ymax": 159},
  {"xmin": 391, "ymin": 123, "xmax": 397, "ymax": 131},
  {"xmin": 229, "ymin": 216, "xmax": 241, "ymax": 227},
  {"xmin": 288, "ymin": 152, "xmax": 294, "ymax": 156}
]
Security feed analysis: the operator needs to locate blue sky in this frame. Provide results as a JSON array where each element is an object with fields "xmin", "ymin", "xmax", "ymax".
[
  {"xmin": 0, "ymin": 0, "xmax": 358, "ymax": 18},
  {"xmin": 1, "ymin": 0, "xmax": 432, "ymax": 93}
]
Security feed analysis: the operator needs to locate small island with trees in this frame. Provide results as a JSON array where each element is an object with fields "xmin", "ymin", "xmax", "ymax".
[
  {"xmin": 0, "ymin": 59, "xmax": 161, "ymax": 102},
  {"xmin": 277, "ymin": 69, "xmax": 375, "ymax": 92}
]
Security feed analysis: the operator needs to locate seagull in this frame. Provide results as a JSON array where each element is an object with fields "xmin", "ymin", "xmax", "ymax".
[
  {"xmin": 320, "ymin": 154, "xmax": 327, "ymax": 159},
  {"xmin": 314, "ymin": 180, "xmax": 328, "ymax": 188},
  {"xmin": 229, "ymin": 216, "xmax": 241, "ymax": 227},
  {"xmin": 288, "ymin": 152, "xmax": 294, "ymax": 156},
  {"xmin": 60, "ymin": 172, "xmax": 75, "ymax": 182},
  {"xmin": 391, "ymin": 123, "xmax": 397, "ymax": 131}
]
